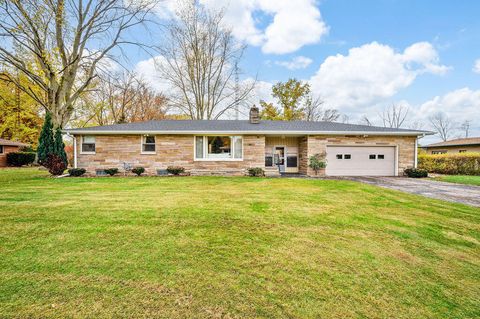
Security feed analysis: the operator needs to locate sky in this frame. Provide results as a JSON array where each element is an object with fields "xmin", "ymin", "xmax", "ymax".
[{"xmin": 127, "ymin": 0, "xmax": 480, "ymax": 143}]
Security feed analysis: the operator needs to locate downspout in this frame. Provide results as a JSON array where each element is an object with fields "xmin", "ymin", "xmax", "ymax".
[
  {"xmin": 414, "ymin": 138, "xmax": 418, "ymax": 168},
  {"xmin": 69, "ymin": 133, "xmax": 77, "ymax": 169}
]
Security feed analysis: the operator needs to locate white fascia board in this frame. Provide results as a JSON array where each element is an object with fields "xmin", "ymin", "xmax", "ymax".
[{"xmin": 64, "ymin": 130, "xmax": 434, "ymax": 136}]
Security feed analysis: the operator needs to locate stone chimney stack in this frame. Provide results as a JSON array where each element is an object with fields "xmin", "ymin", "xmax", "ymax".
[{"xmin": 249, "ymin": 106, "xmax": 260, "ymax": 124}]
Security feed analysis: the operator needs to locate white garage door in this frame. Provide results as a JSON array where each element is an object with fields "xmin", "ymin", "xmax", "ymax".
[{"xmin": 326, "ymin": 146, "xmax": 396, "ymax": 176}]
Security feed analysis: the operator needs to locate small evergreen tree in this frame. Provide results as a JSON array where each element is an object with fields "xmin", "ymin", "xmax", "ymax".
[
  {"xmin": 37, "ymin": 112, "xmax": 54, "ymax": 165},
  {"xmin": 53, "ymin": 127, "xmax": 68, "ymax": 165}
]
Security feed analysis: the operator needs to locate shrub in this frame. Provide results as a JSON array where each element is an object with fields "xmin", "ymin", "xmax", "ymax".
[
  {"xmin": 68, "ymin": 168, "xmax": 86, "ymax": 177},
  {"xmin": 132, "ymin": 167, "xmax": 145, "ymax": 176},
  {"xmin": 248, "ymin": 167, "xmax": 264, "ymax": 177},
  {"xmin": 309, "ymin": 153, "xmax": 327, "ymax": 175},
  {"xmin": 404, "ymin": 168, "xmax": 428, "ymax": 178},
  {"xmin": 45, "ymin": 154, "xmax": 67, "ymax": 176},
  {"xmin": 166, "ymin": 166, "xmax": 185, "ymax": 175},
  {"xmin": 104, "ymin": 168, "xmax": 119, "ymax": 176},
  {"xmin": 7, "ymin": 152, "xmax": 36, "ymax": 167},
  {"xmin": 418, "ymin": 153, "xmax": 480, "ymax": 175}
]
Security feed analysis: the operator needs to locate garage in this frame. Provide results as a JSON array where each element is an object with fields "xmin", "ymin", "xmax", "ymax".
[{"xmin": 326, "ymin": 146, "xmax": 396, "ymax": 176}]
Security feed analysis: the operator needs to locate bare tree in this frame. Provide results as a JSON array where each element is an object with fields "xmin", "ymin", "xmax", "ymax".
[
  {"xmin": 304, "ymin": 95, "xmax": 341, "ymax": 122},
  {"xmin": 0, "ymin": 0, "xmax": 159, "ymax": 128},
  {"xmin": 156, "ymin": 2, "xmax": 254, "ymax": 119},
  {"xmin": 429, "ymin": 113, "xmax": 455, "ymax": 141},
  {"xmin": 72, "ymin": 72, "xmax": 169, "ymax": 127},
  {"xmin": 359, "ymin": 115, "xmax": 373, "ymax": 126},
  {"xmin": 460, "ymin": 120, "xmax": 471, "ymax": 138},
  {"xmin": 380, "ymin": 104, "xmax": 409, "ymax": 128}
]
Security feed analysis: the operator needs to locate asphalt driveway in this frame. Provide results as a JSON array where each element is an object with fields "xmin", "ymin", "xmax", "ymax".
[{"xmin": 346, "ymin": 176, "xmax": 480, "ymax": 207}]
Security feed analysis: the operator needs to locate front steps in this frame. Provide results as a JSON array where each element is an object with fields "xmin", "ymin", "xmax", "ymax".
[{"xmin": 264, "ymin": 167, "xmax": 281, "ymax": 177}]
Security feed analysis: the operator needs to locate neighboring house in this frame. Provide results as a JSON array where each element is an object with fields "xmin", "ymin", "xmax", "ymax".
[
  {"xmin": 0, "ymin": 138, "xmax": 28, "ymax": 167},
  {"xmin": 422, "ymin": 137, "xmax": 480, "ymax": 154},
  {"xmin": 64, "ymin": 107, "xmax": 433, "ymax": 177}
]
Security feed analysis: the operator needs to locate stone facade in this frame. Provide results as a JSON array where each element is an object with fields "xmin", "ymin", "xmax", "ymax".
[
  {"xmin": 75, "ymin": 134, "xmax": 265, "ymax": 176},
  {"xmin": 74, "ymin": 134, "xmax": 416, "ymax": 176},
  {"xmin": 301, "ymin": 135, "xmax": 416, "ymax": 176}
]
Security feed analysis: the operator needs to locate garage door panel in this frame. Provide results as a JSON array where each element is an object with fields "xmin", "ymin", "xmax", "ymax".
[{"xmin": 326, "ymin": 146, "xmax": 395, "ymax": 176}]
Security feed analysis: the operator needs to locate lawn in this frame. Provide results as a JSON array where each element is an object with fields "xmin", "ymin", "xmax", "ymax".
[
  {"xmin": 433, "ymin": 175, "xmax": 480, "ymax": 186},
  {"xmin": 0, "ymin": 168, "xmax": 479, "ymax": 318}
]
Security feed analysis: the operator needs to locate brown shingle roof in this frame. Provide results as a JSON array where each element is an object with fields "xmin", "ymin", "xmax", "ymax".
[
  {"xmin": 0, "ymin": 138, "xmax": 29, "ymax": 147},
  {"xmin": 424, "ymin": 137, "xmax": 480, "ymax": 148}
]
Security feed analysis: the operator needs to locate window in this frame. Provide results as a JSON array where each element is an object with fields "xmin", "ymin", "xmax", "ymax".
[
  {"xmin": 195, "ymin": 136, "xmax": 243, "ymax": 160},
  {"xmin": 344, "ymin": 154, "xmax": 351, "ymax": 159},
  {"xmin": 459, "ymin": 150, "xmax": 467, "ymax": 153},
  {"xmin": 336, "ymin": 154, "xmax": 343, "ymax": 159},
  {"xmin": 0, "ymin": 145, "xmax": 3, "ymax": 154},
  {"xmin": 432, "ymin": 150, "xmax": 446, "ymax": 154},
  {"xmin": 142, "ymin": 135, "xmax": 156, "ymax": 153},
  {"xmin": 369, "ymin": 154, "xmax": 376, "ymax": 159},
  {"xmin": 378, "ymin": 154, "xmax": 385, "ymax": 159},
  {"xmin": 81, "ymin": 136, "xmax": 96, "ymax": 153}
]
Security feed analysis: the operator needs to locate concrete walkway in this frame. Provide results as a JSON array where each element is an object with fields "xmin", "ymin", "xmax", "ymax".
[{"xmin": 345, "ymin": 176, "xmax": 480, "ymax": 207}]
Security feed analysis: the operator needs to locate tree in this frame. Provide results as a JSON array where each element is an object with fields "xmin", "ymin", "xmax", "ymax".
[
  {"xmin": 37, "ymin": 112, "xmax": 54, "ymax": 165},
  {"xmin": 429, "ymin": 113, "xmax": 454, "ymax": 141},
  {"xmin": 0, "ymin": 71, "xmax": 42, "ymax": 146},
  {"xmin": 71, "ymin": 72, "xmax": 169, "ymax": 127},
  {"xmin": 157, "ymin": 2, "xmax": 254, "ymax": 119},
  {"xmin": 271, "ymin": 79, "xmax": 310, "ymax": 120},
  {"xmin": 259, "ymin": 101, "xmax": 282, "ymax": 120},
  {"xmin": 304, "ymin": 95, "xmax": 340, "ymax": 122},
  {"xmin": 380, "ymin": 104, "xmax": 409, "ymax": 128},
  {"xmin": 0, "ymin": 0, "xmax": 159, "ymax": 128},
  {"xmin": 359, "ymin": 115, "xmax": 373, "ymax": 126},
  {"xmin": 460, "ymin": 120, "xmax": 471, "ymax": 138},
  {"xmin": 53, "ymin": 127, "xmax": 67, "ymax": 165}
]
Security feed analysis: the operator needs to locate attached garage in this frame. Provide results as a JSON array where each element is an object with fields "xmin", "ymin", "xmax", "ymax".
[{"xmin": 326, "ymin": 146, "xmax": 396, "ymax": 176}]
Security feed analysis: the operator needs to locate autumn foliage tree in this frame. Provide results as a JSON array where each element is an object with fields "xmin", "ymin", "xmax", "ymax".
[{"xmin": 260, "ymin": 78, "xmax": 341, "ymax": 122}]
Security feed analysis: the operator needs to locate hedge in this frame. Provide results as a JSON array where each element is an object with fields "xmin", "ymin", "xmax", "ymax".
[
  {"xmin": 418, "ymin": 153, "xmax": 480, "ymax": 175},
  {"xmin": 6, "ymin": 152, "xmax": 36, "ymax": 167}
]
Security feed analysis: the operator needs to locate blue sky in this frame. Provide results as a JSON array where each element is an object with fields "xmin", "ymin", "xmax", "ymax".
[{"xmin": 131, "ymin": 0, "xmax": 480, "ymax": 142}]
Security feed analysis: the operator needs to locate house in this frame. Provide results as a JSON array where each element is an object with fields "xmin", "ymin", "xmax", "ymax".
[
  {"xmin": 0, "ymin": 138, "xmax": 29, "ymax": 167},
  {"xmin": 422, "ymin": 137, "xmax": 480, "ymax": 154},
  {"xmin": 64, "ymin": 107, "xmax": 433, "ymax": 177}
]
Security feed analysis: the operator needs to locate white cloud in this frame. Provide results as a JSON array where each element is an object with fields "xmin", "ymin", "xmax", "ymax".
[
  {"xmin": 275, "ymin": 56, "xmax": 313, "ymax": 70},
  {"xmin": 418, "ymin": 88, "xmax": 480, "ymax": 123},
  {"xmin": 309, "ymin": 41, "xmax": 449, "ymax": 110},
  {"xmin": 156, "ymin": 0, "xmax": 328, "ymax": 55},
  {"xmin": 134, "ymin": 55, "xmax": 171, "ymax": 93},
  {"xmin": 473, "ymin": 59, "xmax": 480, "ymax": 74}
]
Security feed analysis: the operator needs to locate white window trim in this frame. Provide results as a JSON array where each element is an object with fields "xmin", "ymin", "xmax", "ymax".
[
  {"xmin": 193, "ymin": 135, "xmax": 244, "ymax": 161},
  {"xmin": 140, "ymin": 135, "xmax": 156, "ymax": 154},
  {"xmin": 80, "ymin": 135, "xmax": 96, "ymax": 154}
]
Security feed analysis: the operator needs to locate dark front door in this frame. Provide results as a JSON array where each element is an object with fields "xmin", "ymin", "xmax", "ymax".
[{"xmin": 274, "ymin": 147, "xmax": 285, "ymax": 173}]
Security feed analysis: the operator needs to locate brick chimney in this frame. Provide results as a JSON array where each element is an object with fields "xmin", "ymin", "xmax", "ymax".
[{"xmin": 249, "ymin": 106, "xmax": 260, "ymax": 124}]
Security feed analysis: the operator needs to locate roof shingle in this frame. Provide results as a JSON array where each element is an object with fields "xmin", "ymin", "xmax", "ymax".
[
  {"xmin": 424, "ymin": 137, "xmax": 480, "ymax": 148},
  {"xmin": 65, "ymin": 120, "xmax": 432, "ymax": 135}
]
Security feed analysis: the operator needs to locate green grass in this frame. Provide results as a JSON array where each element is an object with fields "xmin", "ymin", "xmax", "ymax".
[
  {"xmin": 0, "ymin": 168, "xmax": 479, "ymax": 318},
  {"xmin": 433, "ymin": 175, "xmax": 480, "ymax": 186}
]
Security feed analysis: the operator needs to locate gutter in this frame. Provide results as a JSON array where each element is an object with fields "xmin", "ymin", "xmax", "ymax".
[{"xmin": 63, "ymin": 130, "xmax": 435, "ymax": 137}]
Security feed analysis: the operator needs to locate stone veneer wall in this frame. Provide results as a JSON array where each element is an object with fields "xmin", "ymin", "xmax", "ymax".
[
  {"xmin": 75, "ymin": 134, "xmax": 265, "ymax": 176},
  {"xmin": 303, "ymin": 135, "xmax": 417, "ymax": 176}
]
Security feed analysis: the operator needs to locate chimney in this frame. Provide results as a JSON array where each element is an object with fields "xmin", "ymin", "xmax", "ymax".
[{"xmin": 249, "ymin": 105, "xmax": 260, "ymax": 124}]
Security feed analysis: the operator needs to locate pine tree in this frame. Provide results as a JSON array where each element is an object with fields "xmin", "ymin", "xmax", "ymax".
[
  {"xmin": 37, "ymin": 112, "xmax": 54, "ymax": 165},
  {"xmin": 53, "ymin": 127, "xmax": 68, "ymax": 165}
]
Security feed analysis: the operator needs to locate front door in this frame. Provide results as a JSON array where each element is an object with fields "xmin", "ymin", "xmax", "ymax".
[{"xmin": 274, "ymin": 146, "xmax": 285, "ymax": 173}]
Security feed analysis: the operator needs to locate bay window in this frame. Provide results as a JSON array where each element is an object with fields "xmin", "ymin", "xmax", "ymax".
[{"xmin": 195, "ymin": 136, "xmax": 243, "ymax": 160}]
